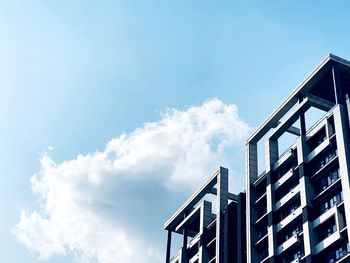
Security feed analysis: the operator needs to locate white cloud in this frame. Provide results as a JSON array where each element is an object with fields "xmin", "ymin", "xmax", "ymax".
[{"xmin": 13, "ymin": 98, "xmax": 251, "ymax": 263}]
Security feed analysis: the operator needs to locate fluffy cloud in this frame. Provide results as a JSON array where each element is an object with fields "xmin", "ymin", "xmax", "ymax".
[{"xmin": 13, "ymin": 99, "xmax": 251, "ymax": 263}]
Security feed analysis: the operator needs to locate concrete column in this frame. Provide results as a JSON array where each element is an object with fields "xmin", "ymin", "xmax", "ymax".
[
  {"xmin": 299, "ymin": 163, "xmax": 316, "ymax": 256},
  {"xmin": 265, "ymin": 138, "xmax": 278, "ymax": 259},
  {"xmin": 265, "ymin": 139, "xmax": 279, "ymax": 174},
  {"xmin": 181, "ymin": 226, "xmax": 188, "ymax": 263},
  {"xmin": 236, "ymin": 194, "xmax": 244, "ymax": 263},
  {"xmin": 199, "ymin": 201, "xmax": 212, "ymax": 263},
  {"xmin": 346, "ymin": 94, "xmax": 350, "ymax": 130},
  {"xmin": 336, "ymin": 206, "xmax": 346, "ymax": 230},
  {"xmin": 302, "ymin": 221, "xmax": 314, "ymax": 256},
  {"xmin": 265, "ymin": 138, "xmax": 278, "ymax": 214},
  {"xmin": 200, "ymin": 201, "xmax": 212, "ymax": 233},
  {"xmin": 332, "ymin": 63, "xmax": 343, "ymax": 105},
  {"xmin": 298, "ymin": 95, "xmax": 307, "ymax": 136},
  {"xmin": 266, "ymin": 173, "xmax": 276, "ymax": 259},
  {"xmin": 165, "ymin": 230, "xmax": 172, "ymax": 263},
  {"xmin": 299, "ymin": 166, "xmax": 313, "ymax": 208},
  {"xmin": 296, "ymin": 136, "xmax": 305, "ymax": 166},
  {"xmin": 298, "ymin": 99, "xmax": 317, "ymax": 256},
  {"xmin": 333, "ymin": 105, "xmax": 350, "ymax": 242},
  {"xmin": 300, "ymin": 113, "xmax": 306, "ymax": 136},
  {"xmin": 216, "ymin": 167, "xmax": 228, "ymax": 263},
  {"xmin": 296, "ymin": 135, "xmax": 315, "ymax": 256},
  {"xmin": 247, "ymin": 143, "xmax": 258, "ymax": 182},
  {"xmin": 246, "ymin": 143, "xmax": 258, "ymax": 263},
  {"xmin": 267, "ymin": 225, "xmax": 275, "ymax": 259}
]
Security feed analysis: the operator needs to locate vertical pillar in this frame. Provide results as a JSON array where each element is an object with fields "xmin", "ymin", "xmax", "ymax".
[
  {"xmin": 236, "ymin": 194, "xmax": 244, "ymax": 263},
  {"xmin": 299, "ymin": 97, "xmax": 306, "ymax": 136},
  {"xmin": 199, "ymin": 201, "xmax": 212, "ymax": 263},
  {"xmin": 345, "ymin": 94, "xmax": 350, "ymax": 129},
  {"xmin": 165, "ymin": 230, "xmax": 172, "ymax": 263},
  {"xmin": 332, "ymin": 63, "xmax": 343, "ymax": 105},
  {"xmin": 246, "ymin": 143, "xmax": 258, "ymax": 263},
  {"xmin": 333, "ymin": 105, "xmax": 350, "ymax": 242},
  {"xmin": 336, "ymin": 206, "xmax": 346, "ymax": 230},
  {"xmin": 265, "ymin": 139, "xmax": 278, "ymax": 259},
  {"xmin": 265, "ymin": 139, "xmax": 279, "ymax": 174},
  {"xmin": 267, "ymin": 204, "xmax": 275, "ymax": 261},
  {"xmin": 247, "ymin": 143, "xmax": 259, "ymax": 182},
  {"xmin": 265, "ymin": 139, "xmax": 278, "ymax": 215},
  {"xmin": 300, "ymin": 175, "xmax": 315, "ymax": 256},
  {"xmin": 296, "ymin": 121, "xmax": 315, "ymax": 257},
  {"xmin": 297, "ymin": 137, "xmax": 309, "ymax": 209},
  {"xmin": 181, "ymin": 222, "xmax": 188, "ymax": 263},
  {"xmin": 216, "ymin": 167, "xmax": 228, "ymax": 263}
]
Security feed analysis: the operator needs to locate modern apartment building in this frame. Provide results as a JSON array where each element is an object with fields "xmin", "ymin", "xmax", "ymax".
[
  {"xmin": 164, "ymin": 54, "xmax": 350, "ymax": 263},
  {"xmin": 164, "ymin": 167, "xmax": 246, "ymax": 263}
]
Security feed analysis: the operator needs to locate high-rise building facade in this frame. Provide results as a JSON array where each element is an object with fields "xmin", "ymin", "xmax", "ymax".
[{"xmin": 164, "ymin": 54, "xmax": 350, "ymax": 263}]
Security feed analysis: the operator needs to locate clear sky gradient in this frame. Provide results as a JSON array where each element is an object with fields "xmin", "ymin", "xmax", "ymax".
[{"xmin": 1, "ymin": 1, "xmax": 350, "ymax": 262}]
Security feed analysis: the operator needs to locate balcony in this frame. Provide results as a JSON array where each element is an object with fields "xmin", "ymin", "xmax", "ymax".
[
  {"xmin": 306, "ymin": 138, "xmax": 331, "ymax": 163},
  {"xmin": 273, "ymin": 147, "xmax": 296, "ymax": 171},
  {"xmin": 189, "ymin": 252, "xmax": 200, "ymax": 263},
  {"xmin": 290, "ymin": 256, "xmax": 304, "ymax": 263},
  {"xmin": 255, "ymin": 211, "xmax": 268, "ymax": 225},
  {"xmin": 273, "ymin": 169, "xmax": 294, "ymax": 190},
  {"xmin": 188, "ymin": 232, "xmax": 201, "ymax": 249},
  {"xmin": 258, "ymin": 248, "xmax": 269, "ymax": 263},
  {"xmin": 305, "ymin": 113, "xmax": 329, "ymax": 138},
  {"xmin": 276, "ymin": 206, "xmax": 303, "ymax": 232},
  {"xmin": 313, "ymin": 205, "xmax": 337, "ymax": 228},
  {"xmin": 255, "ymin": 233, "xmax": 268, "ymax": 247},
  {"xmin": 275, "ymin": 185, "xmax": 300, "ymax": 211},
  {"xmin": 326, "ymin": 242, "xmax": 350, "ymax": 263},
  {"xmin": 315, "ymin": 231, "xmax": 341, "ymax": 254},
  {"xmin": 277, "ymin": 232, "xmax": 303, "ymax": 255},
  {"xmin": 255, "ymin": 192, "xmax": 267, "ymax": 206},
  {"xmin": 313, "ymin": 177, "xmax": 341, "ymax": 202},
  {"xmin": 318, "ymin": 192, "xmax": 343, "ymax": 216},
  {"xmin": 311, "ymin": 151, "xmax": 338, "ymax": 180},
  {"xmin": 282, "ymin": 248, "xmax": 305, "ymax": 263},
  {"xmin": 336, "ymin": 250, "xmax": 350, "ymax": 263}
]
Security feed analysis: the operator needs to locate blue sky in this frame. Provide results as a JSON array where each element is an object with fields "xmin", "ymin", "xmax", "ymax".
[{"xmin": 1, "ymin": 1, "xmax": 350, "ymax": 262}]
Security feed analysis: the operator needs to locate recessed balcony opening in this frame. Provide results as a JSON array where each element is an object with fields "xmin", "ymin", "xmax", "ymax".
[
  {"xmin": 306, "ymin": 125, "xmax": 327, "ymax": 152},
  {"xmin": 170, "ymin": 233, "xmax": 183, "ymax": 262},
  {"xmin": 315, "ymin": 216, "xmax": 337, "ymax": 243},
  {"xmin": 308, "ymin": 146, "xmax": 338, "ymax": 176},
  {"xmin": 273, "ymin": 157, "xmax": 298, "ymax": 184},
  {"xmin": 317, "ymin": 191, "xmax": 343, "ymax": 216},
  {"xmin": 277, "ymin": 217, "xmax": 303, "ymax": 245},
  {"xmin": 277, "ymin": 120, "xmax": 300, "ymax": 161},
  {"xmin": 277, "ymin": 242, "xmax": 305, "ymax": 263},
  {"xmin": 274, "ymin": 175, "xmax": 299, "ymax": 202},
  {"xmin": 257, "ymin": 243, "xmax": 269, "ymax": 262},
  {"xmin": 254, "ymin": 177, "xmax": 267, "ymax": 200},
  {"xmin": 316, "ymin": 239, "xmax": 350, "ymax": 263},
  {"xmin": 275, "ymin": 195, "xmax": 301, "ymax": 222},
  {"xmin": 313, "ymin": 166, "xmax": 340, "ymax": 196},
  {"xmin": 305, "ymin": 106, "xmax": 328, "ymax": 133}
]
